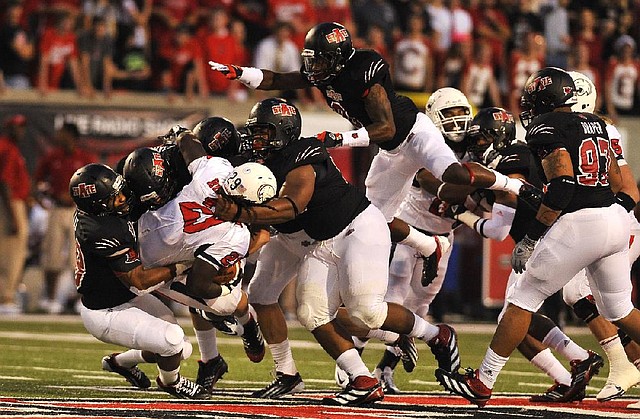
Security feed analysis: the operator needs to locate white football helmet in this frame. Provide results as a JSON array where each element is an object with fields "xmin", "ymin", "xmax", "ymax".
[
  {"xmin": 569, "ymin": 71, "xmax": 597, "ymax": 113},
  {"xmin": 224, "ymin": 162, "xmax": 277, "ymax": 203},
  {"xmin": 425, "ymin": 87, "xmax": 473, "ymax": 143}
]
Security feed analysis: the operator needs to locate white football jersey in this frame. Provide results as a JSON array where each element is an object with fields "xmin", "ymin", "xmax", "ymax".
[{"xmin": 138, "ymin": 156, "xmax": 251, "ymax": 268}]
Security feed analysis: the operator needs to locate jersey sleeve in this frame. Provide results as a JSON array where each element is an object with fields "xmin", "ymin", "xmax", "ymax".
[
  {"xmin": 525, "ymin": 114, "xmax": 567, "ymax": 159},
  {"xmin": 288, "ymin": 138, "xmax": 331, "ymax": 170},
  {"xmin": 496, "ymin": 145, "xmax": 531, "ymax": 177},
  {"xmin": 91, "ymin": 218, "xmax": 141, "ymax": 273},
  {"xmin": 188, "ymin": 155, "xmax": 233, "ymax": 198},
  {"xmin": 351, "ymin": 51, "xmax": 390, "ymax": 95},
  {"xmin": 607, "ymin": 124, "xmax": 626, "ymax": 165}
]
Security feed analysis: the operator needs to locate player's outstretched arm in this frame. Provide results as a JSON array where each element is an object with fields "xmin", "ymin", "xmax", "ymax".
[{"xmin": 208, "ymin": 61, "xmax": 309, "ymax": 90}]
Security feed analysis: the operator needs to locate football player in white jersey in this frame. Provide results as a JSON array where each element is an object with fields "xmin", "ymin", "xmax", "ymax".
[{"xmin": 123, "ymin": 126, "xmax": 267, "ymax": 394}]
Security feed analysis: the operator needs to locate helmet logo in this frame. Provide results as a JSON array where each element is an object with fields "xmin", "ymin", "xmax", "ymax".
[
  {"xmin": 325, "ymin": 28, "xmax": 349, "ymax": 44},
  {"xmin": 151, "ymin": 152, "xmax": 165, "ymax": 177},
  {"xmin": 326, "ymin": 88, "xmax": 342, "ymax": 101},
  {"xmin": 271, "ymin": 103, "xmax": 297, "ymax": 117},
  {"xmin": 526, "ymin": 75, "xmax": 553, "ymax": 93},
  {"xmin": 72, "ymin": 183, "xmax": 97, "ymax": 198},
  {"xmin": 563, "ymin": 86, "xmax": 573, "ymax": 95},
  {"xmin": 492, "ymin": 110, "xmax": 514, "ymax": 123}
]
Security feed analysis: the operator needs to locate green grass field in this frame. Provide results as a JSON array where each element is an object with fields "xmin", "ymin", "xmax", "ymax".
[{"xmin": 1, "ymin": 315, "xmax": 639, "ymax": 400}]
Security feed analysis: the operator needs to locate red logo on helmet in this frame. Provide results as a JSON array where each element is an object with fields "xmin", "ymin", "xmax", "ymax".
[
  {"xmin": 492, "ymin": 110, "xmax": 514, "ymax": 123},
  {"xmin": 272, "ymin": 103, "xmax": 297, "ymax": 116},
  {"xmin": 72, "ymin": 183, "xmax": 97, "ymax": 198},
  {"xmin": 563, "ymin": 86, "xmax": 573, "ymax": 95},
  {"xmin": 526, "ymin": 75, "xmax": 553, "ymax": 94},
  {"xmin": 325, "ymin": 28, "xmax": 349, "ymax": 44},
  {"xmin": 152, "ymin": 152, "xmax": 165, "ymax": 177}
]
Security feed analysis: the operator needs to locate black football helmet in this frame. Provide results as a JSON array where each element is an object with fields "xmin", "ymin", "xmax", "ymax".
[
  {"xmin": 122, "ymin": 147, "xmax": 180, "ymax": 210},
  {"xmin": 466, "ymin": 107, "xmax": 516, "ymax": 161},
  {"xmin": 245, "ymin": 98, "xmax": 302, "ymax": 159},
  {"xmin": 520, "ymin": 66, "xmax": 577, "ymax": 128},
  {"xmin": 301, "ymin": 22, "xmax": 355, "ymax": 86},
  {"xmin": 69, "ymin": 163, "xmax": 131, "ymax": 216},
  {"xmin": 193, "ymin": 116, "xmax": 241, "ymax": 159}
]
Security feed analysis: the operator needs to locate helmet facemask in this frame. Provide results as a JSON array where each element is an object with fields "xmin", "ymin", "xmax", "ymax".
[{"xmin": 302, "ymin": 48, "xmax": 343, "ymax": 86}]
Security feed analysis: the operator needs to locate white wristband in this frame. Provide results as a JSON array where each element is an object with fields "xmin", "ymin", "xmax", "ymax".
[
  {"xmin": 341, "ymin": 127, "xmax": 370, "ymax": 147},
  {"xmin": 238, "ymin": 67, "xmax": 264, "ymax": 89}
]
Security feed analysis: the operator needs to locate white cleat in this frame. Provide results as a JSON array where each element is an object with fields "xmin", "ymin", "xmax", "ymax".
[{"xmin": 597, "ymin": 363, "xmax": 640, "ymax": 402}]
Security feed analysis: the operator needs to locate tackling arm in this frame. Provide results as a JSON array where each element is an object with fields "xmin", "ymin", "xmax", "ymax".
[
  {"xmin": 215, "ymin": 165, "xmax": 316, "ymax": 225},
  {"xmin": 116, "ymin": 263, "xmax": 176, "ymax": 291}
]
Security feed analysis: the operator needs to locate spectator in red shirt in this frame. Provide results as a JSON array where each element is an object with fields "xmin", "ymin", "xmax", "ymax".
[
  {"xmin": 0, "ymin": 114, "xmax": 30, "ymax": 314},
  {"xmin": 201, "ymin": 7, "xmax": 242, "ymax": 98},
  {"xmin": 38, "ymin": 12, "xmax": 89, "ymax": 96},
  {"xmin": 35, "ymin": 122, "xmax": 97, "ymax": 314},
  {"xmin": 159, "ymin": 25, "xmax": 208, "ymax": 102}
]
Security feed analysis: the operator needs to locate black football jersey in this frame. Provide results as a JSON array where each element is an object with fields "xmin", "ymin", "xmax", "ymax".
[
  {"xmin": 265, "ymin": 137, "xmax": 370, "ymax": 240},
  {"xmin": 308, "ymin": 50, "xmax": 420, "ymax": 151},
  {"xmin": 526, "ymin": 112, "xmax": 615, "ymax": 214},
  {"xmin": 495, "ymin": 142, "xmax": 543, "ymax": 243},
  {"xmin": 74, "ymin": 211, "xmax": 141, "ymax": 309}
]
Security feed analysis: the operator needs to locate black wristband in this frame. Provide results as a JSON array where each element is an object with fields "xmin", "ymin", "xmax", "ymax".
[
  {"xmin": 527, "ymin": 218, "xmax": 548, "ymax": 241},
  {"xmin": 616, "ymin": 191, "xmax": 636, "ymax": 212},
  {"xmin": 282, "ymin": 196, "xmax": 299, "ymax": 217}
]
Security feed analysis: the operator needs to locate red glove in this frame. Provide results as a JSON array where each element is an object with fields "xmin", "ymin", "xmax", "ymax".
[{"xmin": 316, "ymin": 131, "xmax": 343, "ymax": 148}]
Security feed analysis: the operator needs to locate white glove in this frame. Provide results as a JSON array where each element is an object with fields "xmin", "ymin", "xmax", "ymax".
[
  {"xmin": 482, "ymin": 144, "xmax": 503, "ymax": 169},
  {"xmin": 511, "ymin": 235, "xmax": 537, "ymax": 273}
]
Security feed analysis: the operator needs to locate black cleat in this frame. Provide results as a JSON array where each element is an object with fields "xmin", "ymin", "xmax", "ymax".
[
  {"xmin": 251, "ymin": 371, "xmax": 305, "ymax": 398},
  {"xmin": 196, "ymin": 355, "xmax": 228, "ymax": 393},
  {"xmin": 529, "ymin": 382, "xmax": 585, "ymax": 402},
  {"xmin": 436, "ymin": 368, "xmax": 492, "ymax": 407},
  {"xmin": 322, "ymin": 375, "xmax": 384, "ymax": 406},
  {"xmin": 427, "ymin": 324, "xmax": 460, "ymax": 373},
  {"xmin": 241, "ymin": 316, "xmax": 266, "ymax": 363},
  {"xmin": 101, "ymin": 353, "xmax": 151, "ymax": 389},
  {"xmin": 395, "ymin": 335, "xmax": 418, "ymax": 373},
  {"xmin": 156, "ymin": 375, "xmax": 210, "ymax": 399},
  {"xmin": 564, "ymin": 350, "xmax": 604, "ymax": 401}
]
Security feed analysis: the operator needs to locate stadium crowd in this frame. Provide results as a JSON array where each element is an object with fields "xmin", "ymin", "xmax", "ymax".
[{"xmin": 0, "ymin": 0, "xmax": 639, "ymax": 119}]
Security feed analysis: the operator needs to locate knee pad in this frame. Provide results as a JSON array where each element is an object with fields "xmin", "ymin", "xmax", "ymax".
[
  {"xmin": 619, "ymin": 329, "xmax": 632, "ymax": 347},
  {"xmin": 162, "ymin": 323, "xmax": 186, "ymax": 357},
  {"xmin": 572, "ymin": 296, "xmax": 599, "ymax": 324},
  {"xmin": 181, "ymin": 337, "xmax": 193, "ymax": 360},
  {"xmin": 296, "ymin": 302, "xmax": 332, "ymax": 331},
  {"xmin": 349, "ymin": 301, "xmax": 388, "ymax": 330}
]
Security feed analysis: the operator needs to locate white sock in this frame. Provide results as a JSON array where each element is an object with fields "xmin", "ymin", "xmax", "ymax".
[
  {"xmin": 489, "ymin": 170, "xmax": 523, "ymax": 195},
  {"xmin": 530, "ymin": 348, "xmax": 571, "ymax": 386},
  {"xmin": 114, "ymin": 349, "xmax": 145, "ymax": 368},
  {"xmin": 478, "ymin": 347, "xmax": 509, "ymax": 389},
  {"xmin": 366, "ymin": 329, "xmax": 400, "ymax": 345},
  {"xmin": 237, "ymin": 305, "xmax": 255, "ymax": 325},
  {"xmin": 336, "ymin": 348, "xmax": 372, "ymax": 379},
  {"xmin": 270, "ymin": 340, "xmax": 297, "ymax": 376},
  {"xmin": 409, "ymin": 313, "xmax": 440, "ymax": 342},
  {"xmin": 399, "ymin": 226, "xmax": 437, "ymax": 257},
  {"xmin": 601, "ymin": 335, "xmax": 633, "ymax": 370},
  {"xmin": 194, "ymin": 328, "xmax": 219, "ymax": 362},
  {"xmin": 542, "ymin": 327, "xmax": 589, "ymax": 362},
  {"xmin": 157, "ymin": 366, "xmax": 180, "ymax": 386}
]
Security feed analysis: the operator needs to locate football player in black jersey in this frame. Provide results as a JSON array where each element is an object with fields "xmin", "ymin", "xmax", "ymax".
[
  {"xmin": 209, "ymin": 21, "xmax": 534, "ymax": 283},
  {"xmin": 449, "ymin": 106, "xmax": 608, "ymax": 403},
  {"xmin": 71, "ymin": 163, "xmax": 209, "ymax": 400},
  {"xmin": 212, "ymin": 98, "xmax": 462, "ymax": 406},
  {"xmin": 435, "ymin": 67, "xmax": 640, "ymax": 407}
]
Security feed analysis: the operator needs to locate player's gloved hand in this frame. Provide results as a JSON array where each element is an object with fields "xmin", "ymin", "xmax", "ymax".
[
  {"xmin": 316, "ymin": 131, "xmax": 343, "ymax": 148},
  {"xmin": 208, "ymin": 61, "xmax": 243, "ymax": 80},
  {"xmin": 443, "ymin": 203, "xmax": 468, "ymax": 220},
  {"xmin": 518, "ymin": 181, "xmax": 543, "ymax": 211},
  {"xmin": 159, "ymin": 125, "xmax": 191, "ymax": 144},
  {"xmin": 428, "ymin": 197, "xmax": 450, "ymax": 217},
  {"xmin": 511, "ymin": 235, "xmax": 537, "ymax": 273},
  {"xmin": 481, "ymin": 144, "xmax": 502, "ymax": 169}
]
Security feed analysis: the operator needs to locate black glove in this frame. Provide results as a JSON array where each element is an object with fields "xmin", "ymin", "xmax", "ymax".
[
  {"xmin": 159, "ymin": 125, "xmax": 190, "ymax": 145},
  {"xmin": 518, "ymin": 181, "xmax": 543, "ymax": 211},
  {"xmin": 316, "ymin": 131, "xmax": 343, "ymax": 148}
]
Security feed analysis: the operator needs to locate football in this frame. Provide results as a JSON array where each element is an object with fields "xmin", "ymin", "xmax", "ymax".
[{"xmin": 223, "ymin": 162, "xmax": 277, "ymax": 204}]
